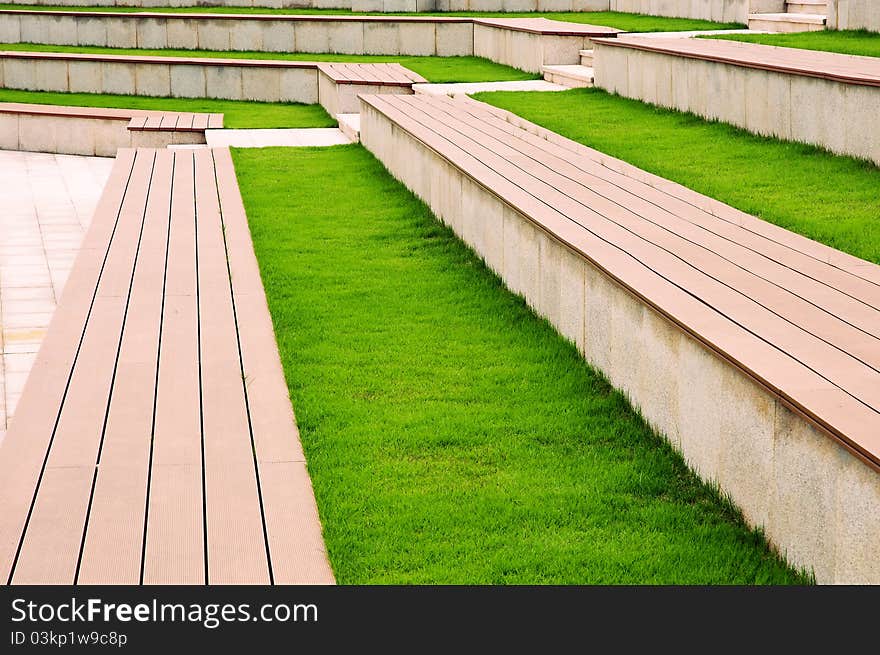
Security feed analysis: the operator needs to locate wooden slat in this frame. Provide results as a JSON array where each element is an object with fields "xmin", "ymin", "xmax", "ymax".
[
  {"xmin": 362, "ymin": 93, "xmax": 880, "ymax": 465},
  {"xmin": 214, "ymin": 147, "xmax": 333, "ymax": 584},
  {"xmin": 194, "ymin": 148, "xmax": 269, "ymax": 584},
  {"xmin": 142, "ymin": 150, "xmax": 204, "ymax": 585},
  {"xmin": 77, "ymin": 149, "xmax": 174, "ymax": 584},
  {"xmin": 383, "ymin": 63, "xmax": 416, "ymax": 84},
  {"xmin": 10, "ymin": 297, "xmax": 126, "ymax": 584},
  {"xmin": 0, "ymin": 101, "xmax": 131, "ymax": 121},
  {"xmin": 475, "ymin": 16, "xmax": 620, "ymax": 37},
  {"xmin": 208, "ymin": 113, "xmax": 224, "ymax": 129},
  {"xmin": 10, "ymin": 150, "xmax": 156, "ymax": 584},
  {"xmin": 0, "ymin": 149, "xmax": 135, "ymax": 583}
]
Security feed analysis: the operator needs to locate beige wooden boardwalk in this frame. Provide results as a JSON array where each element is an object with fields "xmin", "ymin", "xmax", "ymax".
[{"xmin": 0, "ymin": 147, "xmax": 333, "ymax": 585}]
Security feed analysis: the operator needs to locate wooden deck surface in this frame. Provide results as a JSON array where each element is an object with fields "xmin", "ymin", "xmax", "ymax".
[{"xmin": 0, "ymin": 147, "xmax": 333, "ymax": 585}]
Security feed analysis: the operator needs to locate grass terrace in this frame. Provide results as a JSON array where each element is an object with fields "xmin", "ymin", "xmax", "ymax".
[
  {"xmin": 705, "ymin": 29, "xmax": 880, "ymax": 59},
  {"xmin": 233, "ymin": 144, "xmax": 807, "ymax": 585},
  {"xmin": 0, "ymin": 6, "xmax": 745, "ymax": 31},
  {"xmin": 0, "ymin": 44, "xmax": 536, "ymax": 83},
  {"xmin": 0, "ymin": 88, "xmax": 336, "ymax": 127},
  {"xmin": 474, "ymin": 88, "xmax": 880, "ymax": 265}
]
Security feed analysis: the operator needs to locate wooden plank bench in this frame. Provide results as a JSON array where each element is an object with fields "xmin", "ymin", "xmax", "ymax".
[
  {"xmin": 0, "ymin": 101, "xmax": 223, "ymax": 155},
  {"xmin": 598, "ymin": 35, "xmax": 880, "ymax": 87},
  {"xmin": 591, "ymin": 36, "xmax": 880, "ymax": 165},
  {"xmin": 358, "ymin": 92, "xmax": 880, "ymax": 582},
  {"xmin": 0, "ymin": 146, "xmax": 333, "ymax": 585}
]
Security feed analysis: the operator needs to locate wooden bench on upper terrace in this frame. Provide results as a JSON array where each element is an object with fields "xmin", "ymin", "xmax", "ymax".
[
  {"xmin": 0, "ymin": 146, "xmax": 333, "ymax": 585},
  {"xmin": 357, "ymin": 91, "xmax": 880, "ymax": 581},
  {"xmin": 0, "ymin": 101, "xmax": 223, "ymax": 155}
]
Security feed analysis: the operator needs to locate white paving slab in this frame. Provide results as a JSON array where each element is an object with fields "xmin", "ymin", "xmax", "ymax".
[
  {"xmin": 413, "ymin": 80, "xmax": 567, "ymax": 96},
  {"xmin": 205, "ymin": 128, "xmax": 353, "ymax": 148},
  {"xmin": 0, "ymin": 150, "xmax": 113, "ymax": 443}
]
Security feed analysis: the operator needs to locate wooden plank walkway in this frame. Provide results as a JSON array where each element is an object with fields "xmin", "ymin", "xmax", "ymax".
[
  {"xmin": 360, "ymin": 92, "xmax": 880, "ymax": 471},
  {"xmin": 0, "ymin": 147, "xmax": 333, "ymax": 585},
  {"xmin": 595, "ymin": 36, "xmax": 880, "ymax": 87}
]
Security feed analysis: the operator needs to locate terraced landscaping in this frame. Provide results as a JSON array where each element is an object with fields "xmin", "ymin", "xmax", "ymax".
[
  {"xmin": 0, "ymin": 44, "xmax": 536, "ymax": 83},
  {"xmin": 706, "ymin": 29, "xmax": 880, "ymax": 59},
  {"xmin": 0, "ymin": 88, "xmax": 336, "ymax": 127},
  {"xmin": 234, "ymin": 144, "xmax": 807, "ymax": 585}
]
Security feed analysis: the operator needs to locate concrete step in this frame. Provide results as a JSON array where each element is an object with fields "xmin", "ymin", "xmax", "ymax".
[
  {"xmin": 785, "ymin": 0, "xmax": 827, "ymax": 14},
  {"xmin": 579, "ymin": 49, "xmax": 594, "ymax": 67},
  {"xmin": 748, "ymin": 12, "xmax": 826, "ymax": 32},
  {"xmin": 542, "ymin": 64, "xmax": 594, "ymax": 89},
  {"xmin": 337, "ymin": 113, "xmax": 360, "ymax": 143}
]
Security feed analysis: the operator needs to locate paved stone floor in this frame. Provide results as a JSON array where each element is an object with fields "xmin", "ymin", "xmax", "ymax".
[
  {"xmin": 0, "ymin": 150, "xmax": 113, "ymax": 442},
  {"xmin": 205, "ymin": 128, "xmax": 352, "ymax": 148}
]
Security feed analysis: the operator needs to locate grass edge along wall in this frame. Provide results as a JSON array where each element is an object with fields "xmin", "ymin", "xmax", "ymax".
[{"xmin": 233, "ymin": 143, "xmax": 807, "ymax": 585}]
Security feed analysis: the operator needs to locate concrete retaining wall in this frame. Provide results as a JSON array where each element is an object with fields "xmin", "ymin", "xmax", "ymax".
[
  {"xmin": 592, "ymin": 41, "xmax": 880, "ymax": 167},
  {"xmin": 0, "ymin": 14, "xmax": 475, "ymax": 57},
  {"xmin": 827, "ymin": 0, "xmax": 880, "ymax": 32},
  {"xmin": 0, "ymin": 111, "xmax": 203, "ymax": 155},
  {"xmin": 358, "ymin": 94, "xmax": 880, "ymax": 583}
]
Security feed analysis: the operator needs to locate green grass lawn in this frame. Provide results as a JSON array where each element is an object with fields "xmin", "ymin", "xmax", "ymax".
[
  {"xmin": 706, "ymin": 29, "xmax": 880, "ymax": 58},
  {"xmin": 0, "ymin": 44, "xmax": 534, "ymax": 82},
  {"xmin": 0, "ymin": 87, "xmax": 335, "ymax": 127},
  {"xmin": 0, "ymin": 6, "xmax": 744, "ymax": 31},
  {"xmin": 233, "ymin": 144, "xmax": 806, "ymax": 584},
  {"xmin": 475, "ymin": 88, "xmax": 880, "ymax": 265}
]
